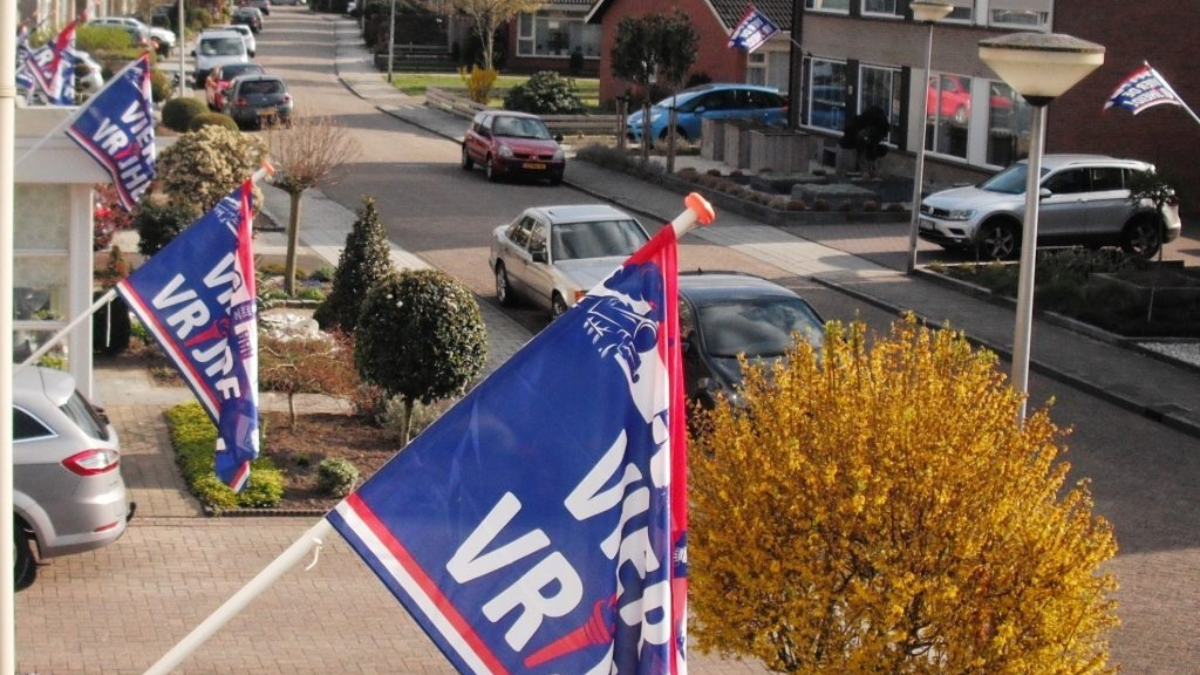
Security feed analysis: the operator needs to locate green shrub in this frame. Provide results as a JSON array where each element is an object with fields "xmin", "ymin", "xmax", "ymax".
[
  {"xmin": 189, "ymin": 112, "xmax": 239, "ymax": 132},
  {"xmin": 149, "ymin": 68, "xmax": 174, "ymax": 103},
  {"xmin": 316, "ymin": 459, "xmax": 359, "ymax": 497},
  {"xmin": 503, "ymin": 71, "xmax": 585, "ymax": 115},
  {"xmin": 164, "ymin": 403, "xmax": 284, "ymax": 511},
  {"xmin": 157, "ymin": 125, "xmax": 268, "ymax": 216},
  {"xmin": 310, "ymin": 265, "xmax": 337, "ymax": 282},
  {"xmin": 161, "ymin": 97, "xmax": 208, "ymax": 133},
  {"xmin": 315, "ymin": 198, "xmax": 394, "ymax": 333},
  {"xmin": 134, "ymin": 200, "xmax": 195, "ymax": 257},
  {"xmin": 297, "ymin": 287, "xmax": 326, "ymax": 302},
  {"xmin": 76, "ymin": 25, "xmax": 138, "ymax": 53}
]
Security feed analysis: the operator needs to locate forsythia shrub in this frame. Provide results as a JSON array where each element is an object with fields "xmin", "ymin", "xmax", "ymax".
[
  {"xmin": 165, "ymin": 403, "xmax": 284, "ymax": 511},
  {"xmin": 156, "ymin": 124, "xmax": 268, "ymax": 216},
  {"xmin": 458, "ymin": 65, "xmax": 498, "ymax": 105},
  {"xmin": 689, "ymin": 314, "xmax": 1119, "ymax": 675}
]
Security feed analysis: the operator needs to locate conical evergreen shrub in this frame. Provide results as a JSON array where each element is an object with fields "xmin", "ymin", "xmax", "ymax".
[{"xmin": 314, "ymin": 197, "xmax": 394, "ymax": 333}]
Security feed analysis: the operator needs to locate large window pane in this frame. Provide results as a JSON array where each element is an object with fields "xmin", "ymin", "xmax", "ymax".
[
  {"xmin": 927, "ymin": 73, "xmax": 970, "ymax": 159},
  {"xmin": 524, "ymin": 12, "xmax": 600, "ymax": 58},
  {"xmin": 806, "ymin": 0, "xmax": 850, "ymax": 11},
  {"xmin": 808, "ymin": 58, "xmax": 846, "ymax": 131},
  {"xmin": 860, "ymin": 65, "xmax": 901, "ymax": 144},
  {"xmin": 863, "ymin": 0, "xmax": 898, "ymax": 16},
  {"xmin": 986, "ymin": 81, "xmax": 1032, "ymax": 167}
]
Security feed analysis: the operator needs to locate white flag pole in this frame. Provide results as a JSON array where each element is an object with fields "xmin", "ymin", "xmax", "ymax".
[
  {"xmin": 141, "ymin": 519, "xmax": 335, "ymax": 675},
  {"xmin": 1147, "ymin": 63, "xmax": 1200, "ymax": 127}
]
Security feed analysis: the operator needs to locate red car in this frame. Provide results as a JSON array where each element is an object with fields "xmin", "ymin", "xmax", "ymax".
[
  {"xmin": 461, "ymin": 111, "xmax": 566, "ymax": 185},
  {"xmin": 205, "ymin": 62, "xmax": 265, "ymax": 111},
  {"xmin": 927, "ymin": 74, "xmax": 1015, "ymax": 125}
]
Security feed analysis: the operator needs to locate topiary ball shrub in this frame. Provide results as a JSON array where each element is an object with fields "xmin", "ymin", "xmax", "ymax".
[
  {"xmin": 786, "ymin": 199, "xmax": 808, "ymax": 212},
  {"xmin": 189, "ymin": 111, "xmax": 239, "ymax": 132},
  {"xmin": 503, "ymin": 71, "xmax": 585, "ymax": 115},
  {"xmin": 814, "ymin": 198, "xmax": 831, "ymax": 211},
  {"xmin": 316, "ymin": 458, "xmax": 359, "ymax": 497},
  {"xmin": 863, "ymin": 200, "xmax": 881, "ymax": 212},
  {"xmin": 161, "ymin": 96, "xmax": 207, "ymax": 133}
]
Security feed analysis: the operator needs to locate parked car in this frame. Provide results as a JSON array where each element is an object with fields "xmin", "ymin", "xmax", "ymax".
[
  {"xmin": 244, "ymin": 0, "xmax": 271, "ymax": 16},
  {"xmin": 192, "ymin": 29, "xmax": 249, "ymax": 88},
  {"xmin": 73, "ymin": 49, "xmax": 105, "ymax": 101},
  {"xmin": 13, "ymin": 366, "xmax": 132, "ymax": 591},
  {"xmin": 462, "ymin": 111, "xmax": 566, "ymax": 185},
  {"xmin": 678, "ymin": 271, "xmax": 825, "ymax": 409},
  {"xmin": 927, "ymin": 74, "xmax": 1014, "ymax": 125},
  {"xmin": 490, "ymin": 204, "xmax": 650, "ymax": 317},
  {"xmin": 231, "ymin": 6, "xmax": 264, "ymax": 33},
  {"xmin": 625, "ymin": 83, "xmax": 788, "ymax": 144},
  {"xmin": 211, "ymin": 23, "xmax": 257, "ymax": 57},
  {"xmin": 222, "ymin": 73, "xmax": 293, "ymax": 129},
  {"xmin": 918, "ymin": 154, "xmax": 1182, "ymax": 260},
  {"xmin": 88, "ymin": 16, "xmax": 174, "ymax": 57},
  {"xmin": 205, "ymin": 61, "xmax": 265, "ymax": 111}
]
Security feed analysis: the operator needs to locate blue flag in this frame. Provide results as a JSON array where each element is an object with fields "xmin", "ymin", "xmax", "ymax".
[
  {"xmin": 727, "ymin": 6, "xmax": 779, "ymax": 54},
  {"xmin": 1104, "ymin": 63, "xmax": 1186, "ymax": 116},
  {"xmin": 327, "ymin": 223, "xmax": 691, "ymax": 675},
  {"xmin": 23, "ymin": 20, "xmax": 76, "ymax": 105},
  {"xmin": 66, "ymin": 53, "xmax": 156, "ymax": 211},
  {"xmin": 116, "ymin": 183, "xmax": 261, "ymax": 492}
]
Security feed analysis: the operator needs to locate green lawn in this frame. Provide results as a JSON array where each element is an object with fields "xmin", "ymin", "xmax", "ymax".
[{"xmin": 389, "ymin": 73, "xmax": 602, "ymax": 111}]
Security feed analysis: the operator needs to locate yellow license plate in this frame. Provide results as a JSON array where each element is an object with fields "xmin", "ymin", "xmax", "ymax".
[{"xmin": 523, "ymin": 162, "xmax": 546, "ymax": 170}]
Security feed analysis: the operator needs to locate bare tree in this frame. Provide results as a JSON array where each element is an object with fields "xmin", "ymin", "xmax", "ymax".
[
  {"xmin": 450, "ymin": 0, "xmax": 543, "ymax": 72},
  {"xmin": 267, "ymin": 111, "xmax": 362, "ymax": 297}
]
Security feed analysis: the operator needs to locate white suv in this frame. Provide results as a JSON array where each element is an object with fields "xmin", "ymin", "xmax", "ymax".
[
  {"xmin": 192, "ymin": 30, "xmax": 249, "ymax": 88},
  {"xmin": 918, "ymin": 154, "xmax": 1182, "ymax": 260}
]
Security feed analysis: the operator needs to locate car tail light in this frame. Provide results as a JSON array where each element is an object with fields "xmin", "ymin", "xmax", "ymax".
[{"xmin": 63, "ymin": 448, "xmax": 120, "ymax": 476}]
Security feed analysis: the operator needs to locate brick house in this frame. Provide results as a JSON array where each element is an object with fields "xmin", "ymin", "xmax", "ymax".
[
  {"xmin": 777, "ymin": 1, "xmax": 1197, "ymax": 213},
  {"xmin": 583, "ymin": 0, "xmax": 795, "ymax": 105},
  {"xmin": 502, "ymin": 0, "xmax": 604, "ymax": 77}
]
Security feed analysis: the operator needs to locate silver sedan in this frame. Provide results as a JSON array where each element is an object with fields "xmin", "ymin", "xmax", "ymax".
[{"xmin": 489, "ymin": 204, "xmax": 651, "ymax": 318}]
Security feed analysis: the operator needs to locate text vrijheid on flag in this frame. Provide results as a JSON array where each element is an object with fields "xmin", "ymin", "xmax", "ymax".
[
  {"xmin": 727, "ymin": 6, "xmax": 779, "ymax": 54},
  {"xmin": 66, "ymin": 53, "xmax": 157, "ymax": 211},
  {"xmin": 325, "ymin": 195, "xmax": 718, "ymax": 675},
  {"xmin": 19, "ymin": 19, "xmax": 77, "ymax": 105},
  {"xmin": 115, "ymin": 183, "xmax": 261, "ymax": 492},
  {"xmin": 1104, "ymin": 62, "xmax": 1184, "ymax": 115}
]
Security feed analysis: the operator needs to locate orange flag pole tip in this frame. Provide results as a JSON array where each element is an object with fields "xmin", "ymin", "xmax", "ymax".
[{"xmin": 670, "ymin": 192, "xmax": 716, "ymax": 238}]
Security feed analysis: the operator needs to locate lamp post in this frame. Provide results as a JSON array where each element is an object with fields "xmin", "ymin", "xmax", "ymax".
[
  {"xmin": 387, "ymin": 0, "xmax": 395, "ymax": 83},
  {"xmin": 905, "ymin": 1, "xmax": 953, "ymax": 275},
  {"xmin": 978, "ymin": 32, "xmax": 1104, "ymax": 423}
]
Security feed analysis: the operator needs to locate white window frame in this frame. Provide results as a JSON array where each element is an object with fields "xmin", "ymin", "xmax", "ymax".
[
  {"xmin": 805, "ymin": 0, "xmax": 850, "ymax": 15},
  {"xmin": 862, "ymin": 0, "xmax": 902, "ymax": 18}
]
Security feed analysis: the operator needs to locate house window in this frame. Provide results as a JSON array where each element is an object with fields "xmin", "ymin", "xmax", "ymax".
[
  {"xmin": 806, "ymin": 57, "xmax": 847, "ymax": 132},
  {"xmin": 805, "ymin": 0, "xmax": 850, "ymax": 13},
  {"xmin": 14, "ymin": 184, "xmax": 71, "ymax": 365},
  {"xmin": 747, "ymin": 52, "xmax": 766, "ymax": 86},
  {"xmin": 989, "ymin": 0, "xmax": 1051, "ymax": 29},
  {"xmin": 942, "ymin": 0, "xmax": 973, "ymax": 23},
  {"xmin": 926, "ymin": 72, "xmax": 971, "ymax": 159},
  {"xmin": 516, "ymin": 11, "xmax": 601, "ymax": 58},
  {"xmin": 863, "ymin": 0, "xmax": 900, "ymax": 17},
  {"xmin": 986, "ymin": 80, "xmax": 1032, "ymax": 167},
  {"xmin": 860, "ymin": 65, "xmax": 902, "ymax": 144}
]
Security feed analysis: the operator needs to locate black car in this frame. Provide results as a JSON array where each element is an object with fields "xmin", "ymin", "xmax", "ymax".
[
  {"xmin": 678, "ymin": 271, "xmax": 825, "ymax": 409},
  {"xmin": 222, "ymin": 73, "xmax": 293, "ymax": 129},
  {"xmin": 232, "ymin": 6, "xmax": 263, "ymax": 33}
]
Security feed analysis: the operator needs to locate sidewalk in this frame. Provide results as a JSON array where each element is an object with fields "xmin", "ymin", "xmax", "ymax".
[{"xmin": 256, "ymin": 16, "xmax": 1200, "ymax": 440}]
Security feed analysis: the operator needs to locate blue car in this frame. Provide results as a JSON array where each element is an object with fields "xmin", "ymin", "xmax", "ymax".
[{"xmin": 625, "ymin": 83, "xmax": 788, "ymax": 143}]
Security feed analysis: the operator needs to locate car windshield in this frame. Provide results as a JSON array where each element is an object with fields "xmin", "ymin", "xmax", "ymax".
[
  {"xmin": 551, "ymin": 219, "xmax": 648, "ymax": 261},
  {"xmin": 698, "ymin": 297, "xmax": 824, "ymax": 359},
  {"xmin": 200, "ymin": 38, "xmax": 243, "ymax": 56},
  {"xmin": 979, "ymin": 163, "xmax": 1050, "ymax": 194},
  {"xmin": 492, "ymin": 117, "xmax": 552, "ymax": 139}
]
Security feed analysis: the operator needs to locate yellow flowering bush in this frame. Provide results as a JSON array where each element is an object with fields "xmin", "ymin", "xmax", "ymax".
[{"xmin": 689, "ymin": 314, "xmax": 1119, "ymax": 675}]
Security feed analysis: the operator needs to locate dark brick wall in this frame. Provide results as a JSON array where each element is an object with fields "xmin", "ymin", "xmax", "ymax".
[
  {"xmin": 595, "ymin": 0, "xmax": 745, "ymax": 104},
  {"xmin": 1051, "ymin": 1, "xmax": 1198, "ymax": 214}
]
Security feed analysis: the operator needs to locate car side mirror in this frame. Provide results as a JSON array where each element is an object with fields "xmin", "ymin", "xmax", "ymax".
[
  {"xmin": 531, "ymin": 248, "xmax": 548, "ymax": 263},
  {"xmin": 1039, "ymin": 187, "xmax": 1053, "ymax": 199}
]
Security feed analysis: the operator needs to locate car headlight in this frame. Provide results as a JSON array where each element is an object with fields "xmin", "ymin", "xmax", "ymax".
[
  {"xmin": 497, "ymin": 144, "xmax": 514, "ymax": 159},
  {"xmin": 552, "ymin": 148, "xmax": 565, "ymax": 161},
  {"xmin": 942, "ymin": 209, "xmax": 976, "ymax": 221}
]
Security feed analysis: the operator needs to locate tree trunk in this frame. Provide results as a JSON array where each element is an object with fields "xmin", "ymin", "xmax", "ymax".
[
  {"xmin": 401, "ymin": 397, "xmax": 414, "ymax": 446},
  {"xmin": 285, "ymin": 190, "xmax": 303, "ymax": 297}
]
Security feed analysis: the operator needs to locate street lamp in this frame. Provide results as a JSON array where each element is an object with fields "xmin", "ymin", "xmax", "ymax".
[
  {"xmin": 978, "ymin": 32, "xmax": 1104, "ymax": 422},
  {"xmin": 905, "ymin": 1, "xmax": 953, "ymax": 275}
]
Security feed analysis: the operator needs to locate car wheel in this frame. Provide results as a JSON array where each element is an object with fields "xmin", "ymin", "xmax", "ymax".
[
  {"xmin": 976, "ymin": 221, "xmax": 1018, "ymax": 261},
  {"xmin": 14, "ymin": 525, "xmax": 36, "ymax": 592},
  {"xmin": 1121, "ymin": 217, "xmax": 1162, "ymax": 259},
  {"xmin": 461, "ymin": 145, "xmax": 473, "ymax": 171},
  {"xmin": 494, "ymin": 262, "xmax": 513, "ymax": 306},
  {"xmin": 485, "ymin": 155, "xmax": 499, "ymax": 182},
  {"xmin": 551, "ymin": 293, "xmax": 569, "ymax": 319}
]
